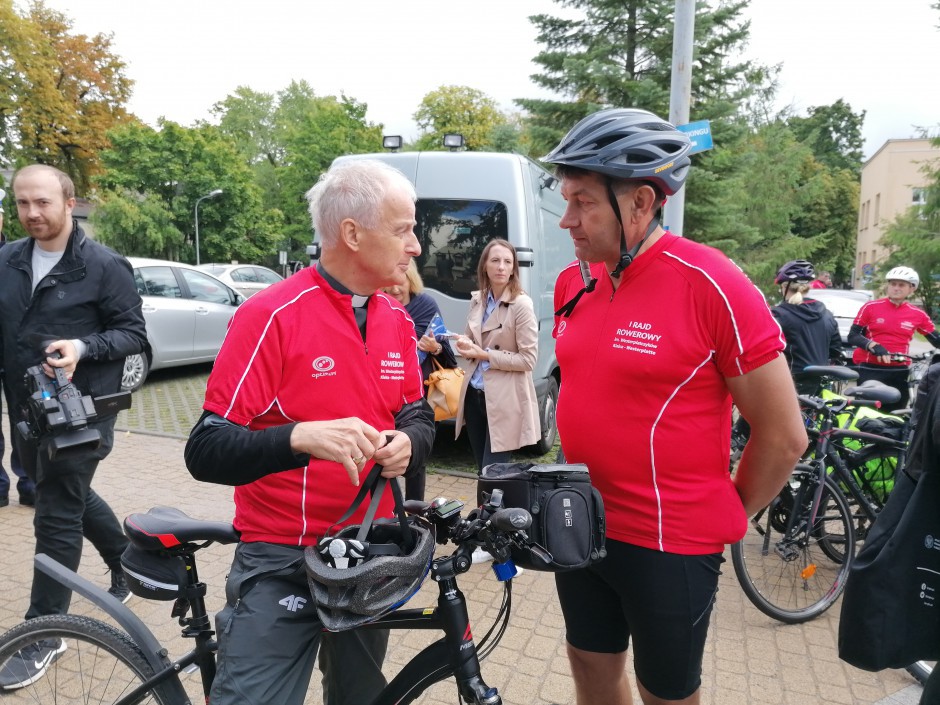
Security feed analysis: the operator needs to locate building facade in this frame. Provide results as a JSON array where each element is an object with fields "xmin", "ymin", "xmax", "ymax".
[{"xmin": 856, "ymin": 138, "xmax": 938, "ymax": 286}]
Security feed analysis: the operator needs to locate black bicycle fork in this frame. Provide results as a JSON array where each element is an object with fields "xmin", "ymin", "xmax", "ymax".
[{"xmin": 368, "ymin": 553, "xmax": 503, "ymax": 705}]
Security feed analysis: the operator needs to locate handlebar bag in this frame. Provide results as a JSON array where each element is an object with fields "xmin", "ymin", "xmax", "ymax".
[{"xmin": 477, "ymin": 462, "xmax": 606, "ymax": 572}]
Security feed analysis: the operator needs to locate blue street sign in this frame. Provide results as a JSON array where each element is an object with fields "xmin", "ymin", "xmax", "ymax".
[
  {"xmin": 677, "ymin": 120, "xmax": 713, "ymax": 155},
  {"xmin": 862, "ymin": 263, "xmax": 875, "ymax": 277}
]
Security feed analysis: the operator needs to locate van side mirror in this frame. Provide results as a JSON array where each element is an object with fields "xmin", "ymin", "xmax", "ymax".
[
  {"xmin": 539, "ymin": 174, "xmax": 558, "ymax": 191},
  {"xmin": 306, "ymin": 242, "xmax": 322, "ymax": 260}
]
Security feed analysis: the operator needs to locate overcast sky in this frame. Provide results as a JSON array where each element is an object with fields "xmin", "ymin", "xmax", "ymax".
[{"xmin": 35, "ymin": 0, "xmax": 940, "ymax": 160}]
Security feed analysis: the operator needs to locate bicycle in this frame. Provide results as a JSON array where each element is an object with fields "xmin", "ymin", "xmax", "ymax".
[
  {"xmin": 0, "ymin": 489, "xmax": 546, "ymax": 705},
  {"xmin": 731, "ymin": 365, "xmax": 908, "ymax": 624}
]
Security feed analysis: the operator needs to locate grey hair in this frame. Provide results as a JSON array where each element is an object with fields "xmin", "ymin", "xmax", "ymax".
[{"xmin": 306, "ymin": 159, "xmax": 416, "ymax": 247}]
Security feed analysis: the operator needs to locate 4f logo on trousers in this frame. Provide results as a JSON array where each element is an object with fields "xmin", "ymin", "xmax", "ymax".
[{"xmin": 279, "ymin": 595, "xmax": 307, "ymax": 612}]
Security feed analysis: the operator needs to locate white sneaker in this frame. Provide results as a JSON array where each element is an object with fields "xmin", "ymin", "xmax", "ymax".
[{"xmin": 471, "ymin": 548, "xmax": 494, "ymax": 564}]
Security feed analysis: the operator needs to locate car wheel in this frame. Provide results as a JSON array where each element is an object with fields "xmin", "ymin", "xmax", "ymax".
[
  {"xmin": 122, "ymin": 354, "xmax": 149, "ymax": 392},
  {"xmin": 531, "ymin": 376, "xmax": 559, "ymax": 456}
]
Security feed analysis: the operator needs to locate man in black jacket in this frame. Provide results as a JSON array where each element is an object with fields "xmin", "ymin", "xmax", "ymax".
[
  {"xmin": 0, "ymin": 165, "xmax": 148, "ymax": 690},
  {"xmin": 0, "ymin": 188, "xmax": 36, "ymax": 508}
]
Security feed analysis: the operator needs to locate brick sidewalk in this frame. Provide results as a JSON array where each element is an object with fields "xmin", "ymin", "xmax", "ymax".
[{"xmin": 0, "ymin": 427, "xmax": 925, "ymax": 704}]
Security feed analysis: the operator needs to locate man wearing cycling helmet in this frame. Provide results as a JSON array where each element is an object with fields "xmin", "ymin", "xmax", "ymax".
[
  {"xmin": 184, "ymin": 159, "xmax": 435, "ymax": 705},
  {"xmin": 848, "ymin": 266, "xmax": 940, "ymax": 410},
  {"xmin": 545, "ymin": 108, "xmax": 807, "ymax": 705}
]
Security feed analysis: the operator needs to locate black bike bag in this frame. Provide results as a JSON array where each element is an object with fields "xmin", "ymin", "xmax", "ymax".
[{"xmin": 477, "ymin": 463, "xmax": 606, "ymax": 572}]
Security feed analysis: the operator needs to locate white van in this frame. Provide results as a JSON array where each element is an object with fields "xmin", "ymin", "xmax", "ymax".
[{"xmin": 308, "ymin": 151, "xmax": 575, "ymax": 453}]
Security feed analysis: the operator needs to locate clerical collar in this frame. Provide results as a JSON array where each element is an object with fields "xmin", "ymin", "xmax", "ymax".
[{"xmin": 316, "ymin": 263, "xmax": 370, "ymax": 308}]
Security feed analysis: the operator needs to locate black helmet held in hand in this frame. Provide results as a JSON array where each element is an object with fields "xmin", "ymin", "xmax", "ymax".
[
  {"xmin": 305, "ymin": 515, "xmax": 436, "ymax": 631},
  {"xmin": 542, "ymin": 108, "xmax": 692, "ymax": 196},
  {"xmin": 775, "ymin": 260, "xmax": 816, "ymax": 285}
]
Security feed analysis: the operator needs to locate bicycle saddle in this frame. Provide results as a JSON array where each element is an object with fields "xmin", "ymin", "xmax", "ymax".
[
  {"xmin": 801, "ymin": 365, "xmax": 860, "ymax": 381},
  {"xmin": 124, "ymin": 506, "xmax": 240, "ymax": 551},
  {"xmin": 843, "ymin": 380, "xmax": 902, "ymax": 406}
]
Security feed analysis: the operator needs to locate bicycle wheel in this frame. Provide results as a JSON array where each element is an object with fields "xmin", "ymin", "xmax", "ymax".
[
  {"xmin": 0, "ymin": 614, "xmax": 174, "ymax": 704},
  {"xmin": 906, "ymin": 660, "xmax": 933, "ymax": 686},
  {"xmin": 731, "ymin": 465, "xmax": 856, "ymax": 624}
]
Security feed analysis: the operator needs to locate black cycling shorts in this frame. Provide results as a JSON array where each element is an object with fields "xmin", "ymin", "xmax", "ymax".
[{"xmin": 554, "ymin": 539, "xmax": 723, "ymax": 700}]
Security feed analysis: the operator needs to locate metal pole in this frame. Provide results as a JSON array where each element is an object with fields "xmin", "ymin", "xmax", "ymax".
[
  {"xmin": 664, "ymin": 0, "xmax": 696, "ymax": 236},
  {"xmin": 193, "ymin": 190, "xmax": 222, "ymax": 266},
  {"xmin": 194, "ymin": 198, "xmax": 203, "ymax": 266}
]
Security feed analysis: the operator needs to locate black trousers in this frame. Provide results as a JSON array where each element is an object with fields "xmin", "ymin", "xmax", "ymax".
[
  {"xmin": 463, "ymin": 387, "xmax": 512, "ymax": 472},
  {"xmin": 0, "ymin": 414, "xmax": 33, "ymax": 497},
  {"xmin": 16, "ymin": 417, "xmax": 128, "ymax": 619},
  {"xmin": 855, "ymin": 364, "xmax": 910, "ymax": 412}
]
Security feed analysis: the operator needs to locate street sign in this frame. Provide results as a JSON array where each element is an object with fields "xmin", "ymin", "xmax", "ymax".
[
  {"xmin": 279, "ymin": 250, "xmax": 288, "ymax": 265},
  {"xmin": 862, "ymin": 263, "xmax": 875, "ymax": 277},
  {"xmin": 677, "ymin": 120, "xmax": 713, "ymax": 155}
]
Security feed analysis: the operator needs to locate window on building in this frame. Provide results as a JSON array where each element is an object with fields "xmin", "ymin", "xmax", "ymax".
[
  {"xmin": 913, "ymin": 188, "xmax": 926, "ymax": 206},
  {"xmin": 874, "ymin": 194, "xmax": 880, "ymax": 223}
]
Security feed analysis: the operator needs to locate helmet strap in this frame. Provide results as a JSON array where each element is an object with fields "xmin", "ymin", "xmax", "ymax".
[{"xmin": 607, "ymin": 181, "xmax": 659, "ymax": 279}]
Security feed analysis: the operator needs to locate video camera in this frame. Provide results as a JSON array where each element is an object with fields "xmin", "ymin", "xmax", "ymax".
[{"xmin": 17, "ymin": 350, "xmax": 132, "ymax": 461}]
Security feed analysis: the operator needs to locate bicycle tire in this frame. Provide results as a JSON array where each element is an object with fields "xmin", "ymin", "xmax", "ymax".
[
  {"xmin": 0, "ymin": 614, "xmax": 176, "ymax": 704},
  {"xmin": 731, "ymin": 466, "xmax": 856, "ymax": 624},
  {"xmin": 906, "ymin": 660, "xmax": 933, "ymax": 686}
]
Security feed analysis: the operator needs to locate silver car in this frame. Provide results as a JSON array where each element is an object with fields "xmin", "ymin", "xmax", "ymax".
[
  {"xmin": 196, "ymin": 263, "xmax": 283, "ymax": 298},
  {"xmin": 122, "ymin": 257, "xmax": 244, "ymax": 391}
]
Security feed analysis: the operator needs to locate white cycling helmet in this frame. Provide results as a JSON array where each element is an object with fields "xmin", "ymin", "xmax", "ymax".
[{"xmin": 885, "ymin": 266, "xmax": 919, "ymax": 288}]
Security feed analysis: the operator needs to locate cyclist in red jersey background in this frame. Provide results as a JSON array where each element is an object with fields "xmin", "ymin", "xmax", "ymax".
[
  {"xmin": 544, "ymin": 109, "xmax": 807, "ymax": 705},
  {"xmin": 184, "ymin": 160, "xmax": 435, "ymax": 705},
  {"xmin": 848, "ymin": 266, "xmax": 940, "ymax": 410}
]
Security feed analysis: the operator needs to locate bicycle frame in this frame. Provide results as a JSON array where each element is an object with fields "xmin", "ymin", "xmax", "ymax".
[{"xmin": 23, "ymin": 499, "xmax": 525, "ymax": 705}]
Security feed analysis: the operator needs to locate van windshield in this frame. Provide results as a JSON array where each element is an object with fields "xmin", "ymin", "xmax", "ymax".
[{"xmin": 415, "ymin": 199, "xmax": 508, "ymax": 300}]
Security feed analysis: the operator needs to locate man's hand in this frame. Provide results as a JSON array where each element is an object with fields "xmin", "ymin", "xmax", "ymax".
[
  {"xmin": 43, "ymin": 340, "xmax": 78, "ymax": 378},
  {"xmin": 372, "ymin": 430, "xmax": 412, "ymax": 478},
  {"xmin": 289, "ymin": 418, "xmax": 382, "ymax": 487}
]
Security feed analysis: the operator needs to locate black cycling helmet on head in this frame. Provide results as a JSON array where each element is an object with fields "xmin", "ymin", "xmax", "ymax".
[
  {"xmin": 775, "ymin": 260, "xmax": 816, "ymax": 285},
  {"xmin": 542, "ymin": 108, "xmax": 692, "ymax": 196},
  {"xmin": 547, "ymin": 108, "xmax": 692, "ymax": 301}
]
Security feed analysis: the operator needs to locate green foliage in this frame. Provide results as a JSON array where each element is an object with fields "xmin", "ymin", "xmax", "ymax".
[
  {"xmin": 213, "ymin": 81, "xmax": 383, "ymax": 260},
  {"xmin": 413, "ymin": 86, "xmax": 507, "ymax": 151},
  {"xmin": 95, "ymin": 120, "xmax": 279, "ymax": 265},
  {"xmin": 0, "ymin": 0, "xmax": 134, "ymax": 192},
  {"xmin": 788, "ymin": 99, "xmax": 865, "ymax": 178}
]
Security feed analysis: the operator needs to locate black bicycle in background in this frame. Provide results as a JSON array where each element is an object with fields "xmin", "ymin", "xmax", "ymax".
[
  {"xmin": 0, "ymin": 491, "xmax": 545, "ymax": 705},
  {"xmin": 731, "ymin": 365, "xmax": 907, "ymax": 624}
]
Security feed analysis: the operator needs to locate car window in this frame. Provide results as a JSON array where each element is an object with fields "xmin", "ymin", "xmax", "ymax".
[
  {"xmin": 414, "ymin": 199, "xmax": 509, "ymax": 300},
  {"xmin": 136, "ymin": 266, "xmax": 182, "ymax": 298},
  {"xmin": 230, "ymin": 268, "xmax": 257, "ymax": 283},
  {"xmin": 254, "ymin": 267, "xmax": 282, "ymax": 284},
  {"xmin": 180, "ymin": 269, "xmax": 234, "ymax": 305}
]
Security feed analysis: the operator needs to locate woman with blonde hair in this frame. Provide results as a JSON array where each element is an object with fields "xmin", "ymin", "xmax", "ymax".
[
  {"xmin": 772, "ymin": 259, "xmax": 842, "ymax": 394},
  {"xmin": 453, "ymin": 239, "xmax": 540, "ymax": 472}
]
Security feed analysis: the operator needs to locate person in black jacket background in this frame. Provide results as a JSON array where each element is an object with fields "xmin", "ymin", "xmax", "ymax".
[
  {"xmin": 0, "ymin": 187, "xmax": 36, "ymax": 508},
  {"xmin": 772, "ymin": 260, "xmax": 843, "ymax": 394},
  {"xmin": 0, "ymin": 165, "xmax": 148, "ymax": 690}
]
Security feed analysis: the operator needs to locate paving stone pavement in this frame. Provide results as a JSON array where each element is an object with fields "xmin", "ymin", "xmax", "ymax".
[{"xmin": 0, "ymin": 399, "xmax": 927, "ymax": 703}]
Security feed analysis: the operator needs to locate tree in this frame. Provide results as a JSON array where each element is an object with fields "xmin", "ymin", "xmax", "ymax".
[
  {"xmin": 413, "ymin": 86, "xmax": 508, "ymax": 151},
  {"xmin": 94, "ymin": 120, "xmax": 281, "ymax": 264},
  {"xmin": 0, "ymin": 0, "xmax": 134, "ymax": 191},
  {"xmin": 212, "ymin": 81, "xmax": 384, "ymax": 258},
  {"xmin": 788, "ymin": 99, "xmax": 866, "ymax": 178},
  {"xmin": 518, "ymin": 0, "xmax": 767, "ymax": 158}
]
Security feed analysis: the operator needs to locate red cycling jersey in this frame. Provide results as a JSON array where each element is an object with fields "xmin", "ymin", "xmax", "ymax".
[
  {"xmin": 203, "ymin": 267, "xmax": 425, "ymax": 544},
  {"xmin": 553, "ymin": 233, "xmax": 784, "ymax": 554},
  {"xmin": 851, "ymin": 298, "xmax": 935, "ymax": 366}
]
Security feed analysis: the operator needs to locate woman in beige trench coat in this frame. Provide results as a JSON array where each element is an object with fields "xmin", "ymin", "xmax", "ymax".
[{"xmin": 454, "ymin": 239, "xmax": 540, "ymax": 472}]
